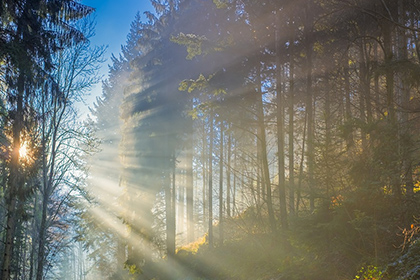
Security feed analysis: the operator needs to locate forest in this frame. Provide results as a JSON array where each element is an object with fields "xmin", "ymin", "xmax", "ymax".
[{"xmin": 1, "ymin": 0, "xmax": 420, "ymax": 279}]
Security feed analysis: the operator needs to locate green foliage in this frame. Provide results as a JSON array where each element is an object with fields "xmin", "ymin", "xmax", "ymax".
[
  {"xmin": 353, "ymin": 265, "xmax": 384, "ymax": 280},
  {"xmin": 171, "ymin": 33, "xmax": 208, "ymax": 60},
  {"xmin": 124, "ymin": 262, "xmax": 142, "ymax": 275}
]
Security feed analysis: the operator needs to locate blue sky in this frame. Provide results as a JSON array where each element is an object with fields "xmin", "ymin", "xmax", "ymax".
[{"xmin": 79, "ymin": 0, "xmax": 153, "ymax": 116}]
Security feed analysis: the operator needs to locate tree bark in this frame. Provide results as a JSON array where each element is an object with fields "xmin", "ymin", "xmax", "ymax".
[
  {"xmin": 208, "ymin": 111, "xmax": 214, "ymax": 247},
  {"xmin": 2, "ymin": 72, "xmax": 24, "ymax": 280},
  {"xmin": 288, "ymin": 34, "xmax": 295, "ymax": 215},
  {"xmin": 276, "ymin": 7, "xmax": 288, "ymax": 229},
  {"xmin": 256, "ymin": 69, "xmax": 276, "ymax": 234},
  {"xmin": 219, "ymin": 120, "xmax": 224, "ymax": 244},
  {"xmin": 226, "ymin": 126, "xmax": 231, "ymax": 217},
  {"xmin": 304, "ymin": 2, "xmax": 315, "ymax": 212},
  {"xmin": 186, "ymin": 122, "xmax": 194, "ymax": 242}
]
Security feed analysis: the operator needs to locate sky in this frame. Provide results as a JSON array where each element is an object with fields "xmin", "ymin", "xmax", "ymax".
[{"xmin": 79, "ymin": 0, "xmax": 153, "ymax": 116}]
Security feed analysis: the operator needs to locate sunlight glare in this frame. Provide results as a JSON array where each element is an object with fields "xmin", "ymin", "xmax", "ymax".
[{"xmin": 19, "ymin": 143, "xmax": 28, "ymax": 159}]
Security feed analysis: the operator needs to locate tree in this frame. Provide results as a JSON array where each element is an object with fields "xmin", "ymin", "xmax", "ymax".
[
  {"xmin": 1, "ymin": 1, "xmax": 93, "ymax": 279},
  {"xmin": 35, "ymin": 17, "xmax": 105, "ymax": 280}
]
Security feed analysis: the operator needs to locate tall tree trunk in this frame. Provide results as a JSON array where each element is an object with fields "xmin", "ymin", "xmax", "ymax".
[
  {"xmin": 325, "ymin": 83, "xmax": 332, "ymax": 198},
  {"xmin": 202, "ymin": 120, "xmax": 207, "ymax": 232},
  {"xmin": 374, "ymin": 43, "xmax": 380, "ymax": 119},
  {"xmin": 359, "ymin": 40, "xmax": 368, "ymax": 150},
  {"xmin": 383, "ymin": 17, "xmax": 395, "ymax": 122},
  {"xmin": 37, "ymin": 89, "xmax": 62, "ymax": 280},
  {"xmin": 178, "ymin": 175, "xmax": 185, "ymax": 239},
  {"xmin": 257, "ymin": 122, "xmax": 263, "ymax": 205},
  {"xmin": 382, "ymin": 8, "xmax": 400, "ymax": 196},
  {"xmin": 304, "ymin": 2, "xmax": 315, "ymax": 212},
  {"xmin": 165, "ymin": 152, "xmax": 175, "ymax": 257},
  {"xmin": 2, "ymin": 73, "xmax": 24, "ymax": 280},
  {"xmin": 226, "ymin": 126, "xmax": 231, "ymax": 217},
  {"xmin": 232, "ymin": 139, "xmax": 237, "ymax": 217},
  {"xmin": 186, "ymin": 122, "xmax": 194, "ymax": 242},
  {"xmin": 276, "ymin": 8, "xmax": 287, "ymax": 229},
  {"xmin": 208, "ymin": 112, "xmax": 214, "ymax": 247},
  {"xmin": 256, "ymin": 68, "xmax": 276, "ymax": 234},
  {"xmin": 288, "ymin": 36, "xmax": 295, "ymax": 215},
  {"xmin": 344, "ymin": 52, "xmax": 354, "ymax": 150},
  {"xmin": 14, "ymin": 220, "xmax": 23, "ymax": 280},
  {"xmin": 171, "ymin": 157, "xmax": 176, "ymax": 250},
  {"xmin": 29, "ymin": 194, "xmax": 39, "ymax": 280},
  {"xmin": 397, "ymin": 0, "xmax": 414, "ymax": 194},
  {"xmin": 219, "ymin": 120, "xmax": 224, "ymax": 244},
  {"xmin": 36, "ymin": 194, "xmax": 49, "ymax": 280},
  {"xmin": 296, "ymin": 105, "xmax": 307, "ymax": 214}
]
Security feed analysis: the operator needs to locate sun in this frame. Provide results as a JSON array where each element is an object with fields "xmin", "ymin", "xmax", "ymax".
[{"xmin": 19, "ymin": 143, "xmax": 28, "ymax": 159}]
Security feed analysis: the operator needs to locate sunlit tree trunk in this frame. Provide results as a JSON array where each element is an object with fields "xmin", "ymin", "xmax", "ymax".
[
  {"xmin": 296, "ymin": 103, "xmax": 307, "ymax": 214},
  {"xmin": 256, "ymin": 67, "xmax": 276, "ymax": 234},
  {"xmin": 219, "ymin": 120, "xmax": 224, "ymax": 244},
  {"xmin": 186, "ymin": 119, "xmax": 194, "ymax": 242},
  {"xmin": 208, "ymin": 111, "xmax": 214, "ymax": 247},
  {"xmin": 304, "ymin": 2, "xmax": 315, "ymax": 212},
  {"xmin": 165, "ymin": 152, "xmax": 176, "ymax": 256},
  {"xmin": 178, "ymin": 174, "xmax": 185, "ymax": 239},
  {"xmin": 226, "ymin": 125, "xmax": 231, "ymax": 217},
  {"xmin": 256, "ymin": 124, "xmax": 263, "ymax": 205},
  {"xmin": 202, "ymin": 120, "xmax": 207, "ymax": 232},
  {"xmin": 232, "ymin": 138, "xmax": 237, "ymax": 217},
  {"xmin": 276, "ymin": 7, "xmax": 287, "ymax": 229},
  {"xmin": 288, "ymin": 32, "xmax": 295, "ymax": 215}
]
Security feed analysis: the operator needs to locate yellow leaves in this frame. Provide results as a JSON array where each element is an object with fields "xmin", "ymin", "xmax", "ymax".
[
  {"xmin": 213, "ymin": 0, "xmax": 228, "ymax": 9},
  {"xmin": 382, "ymin": 185, "xmax": 392, "ymax": 195},
  {"xmin": 414, "ymin": 181, "xmax": 420, "ymax": 193},
  {"xmin": 176, "ymin": 234, "xmax": 207, "ymax": 255}
]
